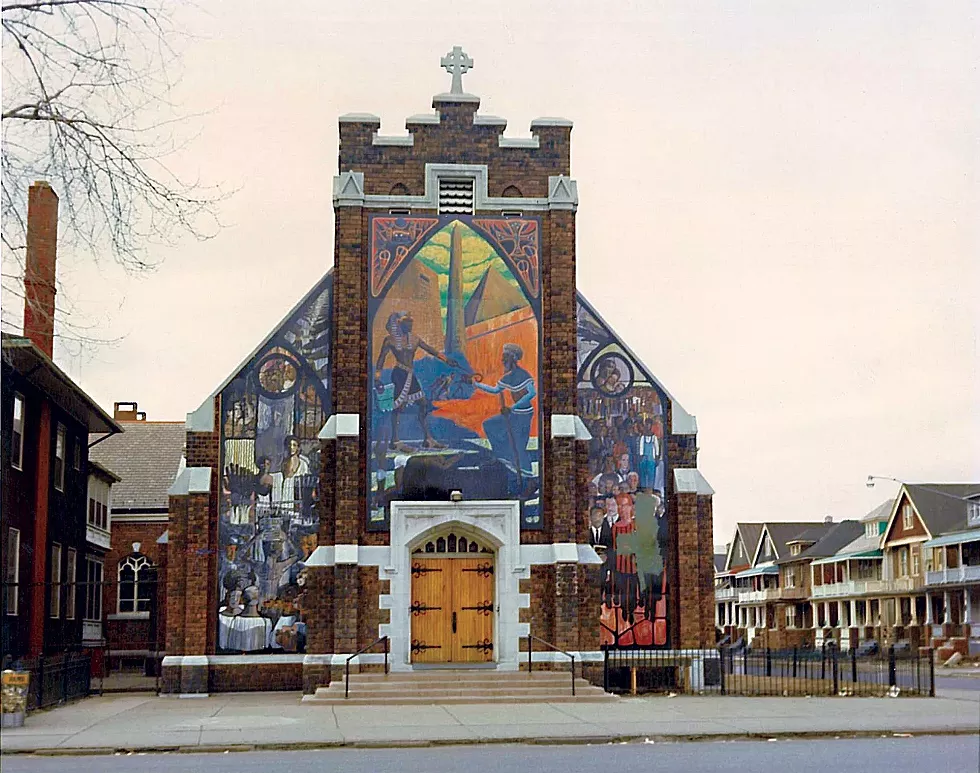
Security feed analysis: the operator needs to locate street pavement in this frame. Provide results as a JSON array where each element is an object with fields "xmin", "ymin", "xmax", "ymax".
[
  {"xmin": 3, "ymin": 737, "xmax": 979, "ymax": 773},
  {"xmin": 1, "ymin": 690, "xmax": 977, "ymax": 755}
]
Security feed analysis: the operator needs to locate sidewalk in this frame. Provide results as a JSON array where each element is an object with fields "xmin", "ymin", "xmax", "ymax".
[{"xmin": 2, "ymin": 690, "xmax": 978, "ymax": 754}]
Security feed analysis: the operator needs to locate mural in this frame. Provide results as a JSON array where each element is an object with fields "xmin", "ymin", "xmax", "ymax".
[
  {"xmin": 577, "ymin": 295, "xmax": 670, "ymax": 647},
  {"xmin": 368, "ymin": 216, "xmax": 541, "ymax": 530},
  {"xmin": 215, "ymin": 273, "xmax": 333, "ymax": 653}
]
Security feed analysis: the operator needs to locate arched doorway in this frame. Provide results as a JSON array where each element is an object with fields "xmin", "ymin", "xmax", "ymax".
[{"xmin": 408, "ymin": 528, "xmax": 495, "ymax": 663}]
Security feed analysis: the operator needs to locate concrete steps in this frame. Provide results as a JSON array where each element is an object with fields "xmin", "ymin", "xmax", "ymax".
[{"xmin": 302, "ymin": 669, "xmax": 616, "ymax": 705}]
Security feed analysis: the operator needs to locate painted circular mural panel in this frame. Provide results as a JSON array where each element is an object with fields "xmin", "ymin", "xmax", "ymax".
[{"xmin": 590, "ymin": 352, "xmax": 634, "ymax": 397}]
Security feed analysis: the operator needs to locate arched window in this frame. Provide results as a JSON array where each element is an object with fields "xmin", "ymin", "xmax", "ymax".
[{"xmin": 118, "ymin": 552, "xmax": 154, "ymax": 614}]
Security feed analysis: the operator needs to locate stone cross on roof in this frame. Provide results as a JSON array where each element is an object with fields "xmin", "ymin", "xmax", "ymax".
[{"xmin": 441, "ymin": 46, "xmax": 473, "ymax": 95}]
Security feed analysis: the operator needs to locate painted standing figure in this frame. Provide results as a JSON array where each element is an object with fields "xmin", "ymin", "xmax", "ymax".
[
  {"xmin": 374, "ymin": 311, "xmax": 458, "ymax": 452},
  {"xmin": 468, "ymin": 343, "xmax": 536, "ymax": 486}
]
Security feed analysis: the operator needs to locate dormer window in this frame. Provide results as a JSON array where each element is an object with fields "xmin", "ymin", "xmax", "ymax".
[
  {"xmin": 789, "ymin": 544, "xmax": 801, "ymax": 556},
  {"xmin": 865, "ymin": 522, "xmax": 878, "ymax": 539}
]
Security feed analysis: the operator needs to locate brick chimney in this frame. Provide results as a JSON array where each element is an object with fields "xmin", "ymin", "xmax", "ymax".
[
  {"xmin": 23, "ymin": 181, "xmax": 59, "ymax": 358},
  {"xmin": 114, "ymin": 401, "xmax": 147, "ymax": 422}
]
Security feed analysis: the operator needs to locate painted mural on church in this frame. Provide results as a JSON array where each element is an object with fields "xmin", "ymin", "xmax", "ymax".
[
  {"xmin": 577, "ymin": 295, "xmax": 671, "ymax": 647},
  {"xmin": 215, "ymin": 273, "xmax": 333, "ymax": 653},
  {"xmin": 367, "ymin": 216, "xmax": 541, "ymax": 530}
]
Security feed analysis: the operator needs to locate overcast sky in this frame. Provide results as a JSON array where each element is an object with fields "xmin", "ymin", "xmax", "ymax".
[{"xmin": 41, "ymin": 0, "xmax": 978, "ymax": 544}]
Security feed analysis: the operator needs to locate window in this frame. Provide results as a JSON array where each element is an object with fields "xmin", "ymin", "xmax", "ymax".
[
  {"xmin": 87, "ymin": 477, "xmax": 110, "ymax": 530},
  {"xmin": 4, "ymin": 528, "xmax": 20, "ymax": 616},
  {"xmin": 789, "ymin": 544, "xmax": 801, "ymax": 556},
  {"xmin": 902, "ymin": 504, "xmax": 914, "ymax": 531},
  {"xmin": 969, "ymin": 501, "xmax": 980, "ymax": 526},
  {"xmin": 65, "ymin": 548, "xmax": 77, "ymax": 619},
  {"xmin": 865, "ymin": 522, "xmax": 878, "ymax": 539},
  {"xmin": 911, "ymin": 547, "xmax": 920, "ymax": 577},
  {"xmin": 785, "ymin": 606, "xmax": 796, "ymax": 629},
  {"xmin": 50, "ymin": 543, "xmax": 62, "ymax": 618},
  {"xmin": 737, "ymin": 542, "xmax": 744, "ymax": 560},
  {"xmin": 84, "ymin": 559, "xmax": 103, "ymax": 621},
  {"xmin": 118, "ymin": 554, "xmax": 154, "ymax": 613},
  {"xmin": 784, "ymin": 567, "xmax": 796, "ymax": 588},
  {"xmin": 899, "ymin": 547, "xmax": 909, "ymax": 578},
  {"xmin": 72, "ymin": 436, "xmax": 82, "ymax": 471},
  {"xmin": 54, "ymin": 423, "xmax": 66, "ymax": 491},
  {"xmin": 11, "ymin": 393, "xmax": 25, "ymax": 470}
]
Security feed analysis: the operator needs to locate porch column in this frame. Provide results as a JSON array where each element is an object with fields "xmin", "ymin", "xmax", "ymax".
[
  {"xmin": 811, "ymin": 601, "xmax": 819, "ymax": 629},
  {"xmin": 850, "ymin": 599, "xmax": 858, "ymax": 627},
  {"xmin": 943, "ymin": 591, "xmax": 952, "ymax": 624},
  {"xmin": 909, "ymin": 596, "xmax": 918, "ymax": 625},
  {"xmin": 964, "ymin": 589, "xmax": 973, "ymax": 625},
  {"xmin": 924, "ymin": 592, "xmax": 933, "ymax": 624},
  {"xmin": 838, "ymin": 600, "xmax": 846, "ymax": 628}
]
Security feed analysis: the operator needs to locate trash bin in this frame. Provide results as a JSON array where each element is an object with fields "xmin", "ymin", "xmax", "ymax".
[{"xmin": 1, "ymin": 669, "xmax": 30, "ymax": 727}]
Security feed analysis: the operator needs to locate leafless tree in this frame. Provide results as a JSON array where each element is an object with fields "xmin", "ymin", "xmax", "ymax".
[{"xmin": 1, "ymin": 0, "xmax": 222, "ymax": 342}]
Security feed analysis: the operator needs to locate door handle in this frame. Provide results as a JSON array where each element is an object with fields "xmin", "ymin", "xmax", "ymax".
[{"xmin": 452, "ymin": 612, "xmax": 457, "ymax": 633}]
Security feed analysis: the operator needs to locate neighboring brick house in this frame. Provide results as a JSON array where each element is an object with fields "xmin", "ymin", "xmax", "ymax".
[
  {"xmin": 1, "ymin": 182, "xmax": 123, "ymax": 664},
  {"xmin": 89, "ymin": 404, "xmax": 185, "ymax": 667},
  {"xmin": 715, "ymin": 523, "xmax": 763, "ymax": 642},
  {"xmin": 163, "ymin": 50, "xmax": 716, "ymax": 695}
]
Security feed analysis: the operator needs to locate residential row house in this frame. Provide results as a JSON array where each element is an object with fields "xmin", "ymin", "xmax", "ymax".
[
  {"xmin": 1, "ymin": 181, "xmax": 124, "ymax": 666},
  {"xmin": 716, "ymin": 483, "xmax": 980, "ymax": 658}
]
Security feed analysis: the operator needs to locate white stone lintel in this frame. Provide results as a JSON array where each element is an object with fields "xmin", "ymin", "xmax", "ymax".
[
  {"xmin": 406, "ymin": 112, "xmax": 441, "ymax": 125},
  {"xmin": 550, "ymin": 414, "xmax": 592, "ymax": 441},
  {"xmin": 334, "ymin": 544, "xmax": 359, "ymax": 564}
]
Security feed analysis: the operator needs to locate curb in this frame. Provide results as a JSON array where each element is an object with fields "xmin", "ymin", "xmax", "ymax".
[{"xmin": 9, "ymin": 728, "xmax": 979, "ymax": 756}]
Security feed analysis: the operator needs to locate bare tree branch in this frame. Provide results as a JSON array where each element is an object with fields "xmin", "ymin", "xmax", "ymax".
[{"xmin": 2, "ymin": 0, "xmax": 224, "ymax": 349}]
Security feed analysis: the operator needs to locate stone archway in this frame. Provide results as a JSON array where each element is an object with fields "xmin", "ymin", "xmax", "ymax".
[{"xmin": 381, "ymin": 500, "xmax": 525, "ymax": 671}]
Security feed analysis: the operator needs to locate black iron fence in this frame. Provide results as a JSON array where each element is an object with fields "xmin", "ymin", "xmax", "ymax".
[
  {"xmin": 3, "ymin": 652, "xmax": 92, "ymax": 711},
  {"xmin": 603, "ymin": 644, "xmax": 935, "ymax": 697}
]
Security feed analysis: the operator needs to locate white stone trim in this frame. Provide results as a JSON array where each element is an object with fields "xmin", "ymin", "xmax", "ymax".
[
  {"xmin": 550, "ymin": 414, "xmax": 577, "ymax": 438},
  {"xmin": 499, "ymin": 136, "xmax": 540, "ymax": 149},
  {"xmin": 552, "ymin": 542, "xmax": 579, "ymax": 563},
  {"xmin": 333, "ymin": 170, "xmax": 366, "ymax": 207},
  {"xmin": 167, "ymin": 467, "xmax": 211, "ymax": 496},
  {"xmin": 548, "ymin": 175, "xmax": 578, "ymax": 211},
  {"xmin": 530, "ymin": 117, "xmax": 573, "ymax": 128},
  {"xmin": 673, "ymin": 468, "xmax": 715, "ymax": 496},
  {"xmin": 334, "ymin": 544, "xmax": 359, "ymax": 564},
  {"xmin": 339, "ymin": 113, "xmax": 381, "ymax": 123},
  {"xmin": 185, "ymin": 398, "xmax": 214, "ymax": 431},
  {"xmin": 372, "ymin": 133, "xmax": 414, "ymax": 147},
  {"xmin": 573, "ymin": 416, "xmax": 593, "ymax": 441},
  {"xmin": 318, "ymin": 413, "xmax": 360, "ymax": 439},
  {"xmin": 360, "ymin": 163, "xmax": 551, "ymax": 212},
  {"xmin": 473, "ymin": 114, "xmax": 507, "ymax": 126},
  {"xmin": 107, "ymin": 612, "xmax": 150, "ymax": 621},
  {"xmin": 406, "ymin": 112, "xmax": 441, "ymax": 125},
  {"xmin": 304, "ymin": 545, "xmax": 391, "ymax": 567},
  {"xmin": 383, "ymin": 501, "xmax": 526, "ymax": 671},
  {"xmin": 432, "ymin": 92, "xmax": 481, "ymax": 104}
]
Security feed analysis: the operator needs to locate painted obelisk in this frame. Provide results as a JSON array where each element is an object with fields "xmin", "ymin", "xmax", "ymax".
[{"xmin": 445, "ymin": 223, "xmax": 466, "ymax": 357}]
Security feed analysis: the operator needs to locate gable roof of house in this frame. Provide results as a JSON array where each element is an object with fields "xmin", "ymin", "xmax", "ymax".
[
  {"xmin": 900, "ymin": 483, "xmax": 980, "ymax": 537},
  {"xmin": 89, "ymin": 421, "xmax": 186, "ymax": 511},
  {"xmin": 861, "ymin": 499, "xmax": 894, "ymax": 524},
  {"xmin": 714, "ymin": 553, "xmax": 727, "ymax": 573},
  {"xmin": 779, "ymin": 520, "xmax": 864, "ymax": 564},
  {"xmin": 753, "ymin": 522, "xmax": 827, "ymax": 563},
  {"xmin": 726, "ymin": 523, "xmax": 763, "ymax": 570}
]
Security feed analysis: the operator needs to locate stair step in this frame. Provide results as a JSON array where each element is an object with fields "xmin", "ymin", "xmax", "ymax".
[
  {"xmin": 316, "ymin": 685, "xmax": 605, "ymax": 698},
  {"xmin": 347, "ymin": 671, "xmax": 576, "ymax": 683},
  {"xmin": 302, "ymin": 693, "xmax": 617, "ymax": 705}
]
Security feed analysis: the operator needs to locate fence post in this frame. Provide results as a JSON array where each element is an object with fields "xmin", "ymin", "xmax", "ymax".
[
  {"xmin": 719, "ymin": 647, "xmax": 726, "ymax": 695},
  {"xmin": 792, "ymin": 647, "xmax": 798, "ymax": 678},
  {"xmin": 765, "ymin": 647, "xmax": 772, "ymax": 678},
  {"xmin": 887, "ymin": 645, "xmax": 896, "ymax": 688},
  {"xmin": 61, "ymin": 653, "xmax": 70, "ymax": 705},
  {"xmin": 603, "ymin": 649, "xmax": 609, "ymax": 693},
  {"xmin": 832, "ymin": 646, "xmax": 839, "ymax": 695},
  {"xmin": 820, "ymin": 644, "xmax": 826, "ymax": 681},
  {"xmin": 38, "ymin": 655, "xmax": 45, "ymax": 708},
  {"xmin": 928, "ymin": 648, "xmax": 935, "ymax": 697},
  {"xmin": 850, "ymin": 646, "xmax": 857, "ymax": 686}
]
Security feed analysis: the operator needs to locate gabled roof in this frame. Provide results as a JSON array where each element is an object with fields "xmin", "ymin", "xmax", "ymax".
[
  {"xmin": 778, "ymin": 520, "xmax": 863, "ymax": 564},
  {"xmin": 861, "ymin": 499, "xmax": 893, "ymax": 524},
  {"xmin": 713, "ymin": 553, "xmax": 727, "ymax": 573},
  {"xmin": 751, "ymin": 522, "xmax": 827, "ymax": 564},
  {"xmin": 2, "ymin": 334, "xmax": 121, "ymax": 435},
  {"xmin": 883, "ymin": 483, "xmax": 980, "ymax": 542},
  {"xmin": 725, "ymin": 523, "xmax": 763, "ymax": 571},
  {"xmin": 89, "ymin": 421, "xmax": 186, "ymax": 511}
]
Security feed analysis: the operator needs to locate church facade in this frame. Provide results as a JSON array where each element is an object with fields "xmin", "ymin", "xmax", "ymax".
[{"xmin": 162, "ymin": 50, "xmax": 716, "ymax": 694}]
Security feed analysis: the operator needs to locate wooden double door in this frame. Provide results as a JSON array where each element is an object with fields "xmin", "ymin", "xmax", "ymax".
[{"xmin": 410, "ymin": 557, "xmax": 495, "ymax": 663}]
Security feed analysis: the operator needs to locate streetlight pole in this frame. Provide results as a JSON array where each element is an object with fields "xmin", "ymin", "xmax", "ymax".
[{"xmin": 866, "ymin": 475, "xmax": 979, "ymax": 506}]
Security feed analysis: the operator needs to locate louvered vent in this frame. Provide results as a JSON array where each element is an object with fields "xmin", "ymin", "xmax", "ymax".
[{"xmin": 438, "ymin": 178, "xmax": 475, "ymax": 214}]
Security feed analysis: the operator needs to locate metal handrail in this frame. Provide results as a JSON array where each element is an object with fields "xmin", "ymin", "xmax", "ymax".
[
  {"xmin": 345, "ymin": 635, "xmax": 389, "ymax": 699},
  {"xmin": 525, "ymin": 633, "xmax": 576, "ymax": 696}
]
